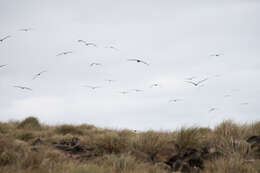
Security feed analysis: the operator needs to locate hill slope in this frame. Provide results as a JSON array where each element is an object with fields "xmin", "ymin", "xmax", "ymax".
[{"xmin": 1, "ymin": 117, "xmax": 260, "ymax": 173}]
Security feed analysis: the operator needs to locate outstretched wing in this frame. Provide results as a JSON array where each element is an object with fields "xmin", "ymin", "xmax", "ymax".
[
  {"xmin": 24, "ymin": 87, "xmax": 32, "ymax": 91},
  {"xmin": 140, "ymin": 60, "xmax": 149, "ymax": 65},
  {"xmin": 86, "ymin": 43, "xmax": 97, "ymax": 47},
  {"xmin": 197, "ymin": 78, "xmax": 208, "ymax": 85},
  {"xmin": 0, "ymin": 64, "xmax": 8, "ymax": 68},
  {"xmin": 186, "ymin": 81, "xmax": 197, "ymax": 86},
  {"xmin": 128, "ymin": 59, "xmax": 139, "ymax": 62},
  {"xmin": 0, "ymin": 35, "xmax": 11, "ymax": 41}
]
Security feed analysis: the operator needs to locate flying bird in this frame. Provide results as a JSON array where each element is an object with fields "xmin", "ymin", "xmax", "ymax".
[
  {"xmin": 209, "ymin": 108, "xmax": 217, "ymax": 112},
  {"xmin": 105, "ymin": 79, "xmax": 116, "ymax": 83},
  {"xmin": 128, "ymin": 59, "xmax": 149, "ymax": 65},
  {"xmin": 105, "ymin": 46, "xmax": 119, "ymax": 51},
  {"xmin": 90, "ymin": 63, "xmax": 102, "ymax": 67},
  {"xmin": 19, "ymin": 28, "xmax": 33, "ymax": 32},
  {"xmin": 186, "ymin": 78, "xmax": 208, "ymax": 87},
  {"xmin": 210, "ymin": 53, "xmax": 223, "ymax": 57},
  {"xmin": 150, "ymin": 83, "xmax": 161, "ymax": 88},
  {"xmin": 168, "ymin": 99, "xmax": 182, "ymax": 103},
  {"xmin": 13, "ymin": 86, "xmax": 32, "ymax": 91},
  {"xmin": 56, "ymin": 51, "xmax": 73, "ymax": 56},
  {"xmin": 83, "ymin": 85, "xmax": 100, "ymax": 90},
  {"xmin": 0, "ymin": 64, "xmax": 8, "ymax": 68},
  {"xmin": 32, "ymin": 71, "xmax": 47, "ymax": 80},
  {"xmin": 78, "ymin": 40, "xmax": 97, "ymax": 47},
  {"xmin": 119, "ymin": 91, "xmax": 129, "ymax": 94},
  {"xmin": 0, "ymin": 35, "xmax": 11, "ymax": 42}
]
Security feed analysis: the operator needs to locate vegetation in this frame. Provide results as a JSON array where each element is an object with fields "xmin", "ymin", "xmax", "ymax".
[{"xmin": 0, "ymin": 117, "xmax": 260, "ymax": 173}]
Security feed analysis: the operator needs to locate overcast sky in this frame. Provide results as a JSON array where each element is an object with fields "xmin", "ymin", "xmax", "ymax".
[{"xmin": 0, "ymin": 0, "xmax": 259, "ymax": 130}]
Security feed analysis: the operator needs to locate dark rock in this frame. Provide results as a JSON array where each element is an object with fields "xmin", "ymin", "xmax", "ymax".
[
  {"xmin": 247, "ymin": 136, "xmax": 260, "ymax": 144},
  {"xmin": 54, "ymin": 137, "xmax": 85, "ymax": 154}
]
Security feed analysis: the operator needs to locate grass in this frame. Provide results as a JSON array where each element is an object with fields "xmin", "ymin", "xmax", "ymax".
[{"xmin": 0, "ymin": 117, "xmax": 260, "ymax": 173}]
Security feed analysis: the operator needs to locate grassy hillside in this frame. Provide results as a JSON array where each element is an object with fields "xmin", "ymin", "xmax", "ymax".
[{"xmin": 1, "ymin": 117, "xmax": 260, "ymax": 173}]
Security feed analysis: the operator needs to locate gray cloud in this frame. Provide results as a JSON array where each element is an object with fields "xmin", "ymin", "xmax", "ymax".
[{"xmin": 0, "ymin": 0, "xmax": 259, "ymax": 130}]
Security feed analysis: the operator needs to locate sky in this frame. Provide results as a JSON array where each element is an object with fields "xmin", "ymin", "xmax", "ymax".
[{"xmin": 0, "ymin": 0, "xmax": 259, "ymax": 130}]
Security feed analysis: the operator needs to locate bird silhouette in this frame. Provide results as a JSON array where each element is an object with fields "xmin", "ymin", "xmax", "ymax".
[
  {"xmin": 210, "ymin": 53, "xmax": 223, "ymax": 57},
  {"xmin": 78, "ymin": 40, "xmax": 97, "ymax": 47},
  {"xmin": 0, "ymin": 64, "xmax": 8, "ymax": 68},
  {"xmin": 90, "ymin": 63, "xmax": 102, "ymax": 67},
  {"xmin": 150, "ymin": 83, "xmax": 161, "ymax": 88},
  {"xmin": 32, "ymin": 71, "xmax": 47, "ymax": 80},
  {"xmin": 56, "ymin": 51, "xmax": 73, "ymax": 56},
  {"xmin": 186, "ymin": 78, "xmax": 208, "ymax": 86},
  {"xmin": 83, "ymin": 85, "xmax": 100, "ymax": 90},
  {"xmin": 105, "ymin": 46, "xmax": 119, "ymax": 51},
  {"xmin": 19, "ymin": 28, "xmax": 33, "ymax": 32},
  {"xmin": 105, "ymin": 79, "xmax": 116, "ymax": 83},
  {"xmin": 0, "ymin": 35, "xmax": 11, "ymax": 42},
  {"xmin": 168, "ymin": 99, "xmax": 182, "ymax": 103},
  {"xmin": 128, "ymin": 59, "xmax": 149, "ymax": 65},
  {"xmin": 209, "ymin": 108, "xmax": 217, "ymax": 112},
  {"xmin": 119, "ymin": 91, "xmax": 129, "ymax": 94},
  {"xmin": 13, "ymin": 86, "xmax": 32, "ymax": 91}
]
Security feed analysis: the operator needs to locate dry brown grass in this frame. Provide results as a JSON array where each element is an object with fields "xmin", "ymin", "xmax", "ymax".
[{"xmin": 0, "ymin": 116, "xmax": 260, "ymax": 173}]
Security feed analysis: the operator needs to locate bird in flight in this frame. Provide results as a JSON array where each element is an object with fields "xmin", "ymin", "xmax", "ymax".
[
  {"xmin": 0, "ymin": 35, "xmax": 11, "ymax": 42},
  {"xmin": 56, "ymin": 51, "xmax": 73, "ymax": 56},
  {"xmin": 19, "ymin": 28, "xmax": 33, "ymax": 32},
  {"xmin": 0, "ymin": 64, "xmax": 8, "ymax": 68},
  {"xmin": 168, "ymin": 99, "xmax": 182, "ymax": 103},
  {"xmin": 128, "ymin": 59, "xmax": 149, "ymax": 65},
  {"xmin": 105, "ymin": 79, "xmax": 116, "ymax": 83},
  {"xmin": 119, "ymin": 91, "xmax": 129, "ymax": 94},
  {"xmin": 78, "ymin": 40, "xmax": 97, "ymax": 47},
  {"xmin": 210, "ymin": 53, "xmax": 223, "ymax": 57},
  {"xmin": 150, "ymin": 83, "xmax": 161, "ymax": 88},
  {"xmin": 83, "ymin": 85, "xmax": 100, "ymax": 90},
  {"xmin": 186, "ymin": 78, "xmax": 208, "ymax": 87},
  {"xmin": 13, "ymin": 86, "xmax": 32, "ymax": 91},
  {"xmin": 209, "ymin": 108, "xmax": 217, "ymax": 112},
  {"xmin": 90, "ymin": 63, "xmax": 102, "ymax": 67},
  {"xmin": 32, "ymin": 71, "xmax": 47, "ymax": 80},
  {"xmin": 105, "ymin": 46, "xmax": 119, "ymax": 51}
]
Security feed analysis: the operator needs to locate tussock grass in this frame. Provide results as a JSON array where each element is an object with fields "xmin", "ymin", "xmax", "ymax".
[
  {"xmin": 203, "ymin": 154, "xmax": 257, "ymax": 173},
  {"xmin": 175, "ymin": 127, "xmax": 205, "ymax": 149},
  {"xmin": 132, "ymin": 131, "xmax": 174, "ymax": 159},
  {"xmin": 92, "ymin": 132, "xmax": 131, "ymax": 154},
  {"xmin": 1, "ymin": 116, "xmax": 260, "ymax": 173},
  {"xmin": 55, "ymin": 124, "xmax": 84, "ymax": 135},
  {"xmin": 17, "ymin": 117, "xmax": 41, "ymax": 130}
]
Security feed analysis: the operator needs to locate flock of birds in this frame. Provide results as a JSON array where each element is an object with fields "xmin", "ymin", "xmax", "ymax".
[{"xmin": 0, "ymin": 29, "xmax": 249, "ymax": 114}]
